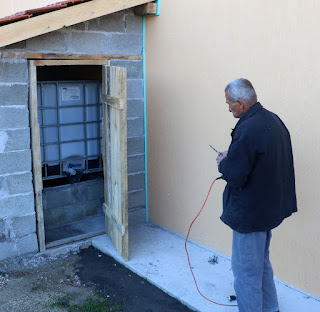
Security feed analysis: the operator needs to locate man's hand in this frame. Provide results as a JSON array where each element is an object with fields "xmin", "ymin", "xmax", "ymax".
[{"xmin": 216, "ymin": 151, "xmax": 228, "ymax": 167}]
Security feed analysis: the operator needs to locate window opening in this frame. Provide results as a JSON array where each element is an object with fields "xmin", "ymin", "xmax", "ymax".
[{"xmin": 37, "ymin": 80, "xmax": 103, "ymax": 186}]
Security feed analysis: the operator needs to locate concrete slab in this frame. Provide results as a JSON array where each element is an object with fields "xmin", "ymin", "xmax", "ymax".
[{"xmin": 92, "ymin": 209, "xmax": 320, "ymax": 312}]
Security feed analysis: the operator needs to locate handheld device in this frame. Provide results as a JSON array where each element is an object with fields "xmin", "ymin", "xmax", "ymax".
[{"xmin": 209, "ymin": 144, "xmax": 222, "ymax": 156}]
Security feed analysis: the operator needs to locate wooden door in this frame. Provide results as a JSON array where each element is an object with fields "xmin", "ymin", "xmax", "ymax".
[{"xmin": 101, "ymin": 66, "xmax": 129, "ymax": 261}]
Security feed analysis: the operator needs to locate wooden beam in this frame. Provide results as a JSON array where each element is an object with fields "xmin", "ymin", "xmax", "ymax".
[
  {"xmin": 133, "ymin": 3, "xmax": 157, "ymax": 16},
  {"xmin": 29, "ymin": 60, "xmax": 46, "ymax": 253},
  {"xmin": 45, "ymin": 230, "xmax": 105, "ymax": 249},
  {"xmin": 103, "ymin": 203, "xmax": 126, "ymax": 236},
  {"xmin": 0, "ymin": 52, "xmax": 143, "ymax": 60},
  {"xmin": 101, "ymin": 94, "xmax": 123, "ymax": 110},
  {"xmin": 0, "ymin": 0, "xmax": 154, "ymax": 48},
  {"xmin": 34, "ymin": 59, "xmax": 110, "ymax": 66}
]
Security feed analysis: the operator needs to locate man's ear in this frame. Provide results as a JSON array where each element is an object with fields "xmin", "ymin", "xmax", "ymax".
[{"xmin": 237, "ymin": 99, "xmax": 246, "ymax": 107}]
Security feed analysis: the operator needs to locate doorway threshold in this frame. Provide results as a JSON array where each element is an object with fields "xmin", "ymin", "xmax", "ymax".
[{"xmin": 45, "ymin": 214, "xmax": 105, "ymax": 249}]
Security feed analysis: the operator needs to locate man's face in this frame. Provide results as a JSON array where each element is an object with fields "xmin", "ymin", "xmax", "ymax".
[{"xmin": 225, "ymin": 89, "xmax": 243, "ymax": 118}]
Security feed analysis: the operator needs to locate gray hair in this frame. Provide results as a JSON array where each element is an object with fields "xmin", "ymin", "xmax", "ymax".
[{"xmin": 225, "ymin": 78, "xmax": 257, "ymax": 104}]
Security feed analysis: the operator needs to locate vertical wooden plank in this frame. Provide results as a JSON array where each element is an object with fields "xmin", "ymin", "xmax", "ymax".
[
  {"xmin": 28, "ymin": 60, "xmax": 45, "ymax": 252},
  {"xmin": 103, "ymin": 66, "xmax": 128, "ymax": 261},
  {"xmin": 102, "ymin": 65, "xmax": 108, "ymax": 231},
  {"xmin": 102, "ymin": 64, "xmax": 111, "ymax": 237}
]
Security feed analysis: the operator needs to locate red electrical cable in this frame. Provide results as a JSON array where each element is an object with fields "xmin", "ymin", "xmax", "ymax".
[{"xmin": 184, "ymin": 177, "xmax": 238, "ymax": 307}]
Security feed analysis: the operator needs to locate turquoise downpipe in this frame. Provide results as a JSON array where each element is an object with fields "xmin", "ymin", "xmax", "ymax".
[
  {"xmin": 143, "ymin": 1, "xmax": 161, "ymax": 222},
  {"xmin": 143, "ymin": 15, "xmax": 148, "ymax": 222},
  {"xmin": 156, "ymin": 0, "xmax": 161, "ymax": 15}
]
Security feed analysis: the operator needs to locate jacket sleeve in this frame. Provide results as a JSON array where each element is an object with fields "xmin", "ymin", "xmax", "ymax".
[{"xmin": 219, "ymin": 131, "xmax": 255, "ymax": 188}]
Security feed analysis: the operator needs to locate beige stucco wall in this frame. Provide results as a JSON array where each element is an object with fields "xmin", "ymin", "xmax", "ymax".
[
  {"xmin": 145, "ymin": 0, "xmax": 320, "ymax": 297},
  {"xmin": 0, "ymin": 0, "xmax": 57, "ymax": 18}
]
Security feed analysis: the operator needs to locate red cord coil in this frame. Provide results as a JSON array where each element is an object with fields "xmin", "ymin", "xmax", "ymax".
[{"xmin": 184, "ymin": 178, "xmax": 238, "ymax": 307}]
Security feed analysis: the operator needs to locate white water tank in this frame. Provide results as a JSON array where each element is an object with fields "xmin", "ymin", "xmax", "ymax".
[{"xmin": 37, "ymin": 81, "xmax": 102, "ymax": 175}]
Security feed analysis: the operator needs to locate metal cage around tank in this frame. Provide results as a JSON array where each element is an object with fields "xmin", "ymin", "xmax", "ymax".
[{"xmin": 37, "ymin": 80, "xmax": 103, "ymax": 180}]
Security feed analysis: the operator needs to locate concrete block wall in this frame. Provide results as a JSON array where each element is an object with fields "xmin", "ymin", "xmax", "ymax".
[
  {"xmin": 0, "ymin": 58, "xmax": 38, "ymax": 260},
  {"xmin": 0, "ymin": 9, "xmax": 146, "ymax": 260},
  {"xmin": 110, "ymin": 58, "xmax": 145, "ymax": 210},
  {"xmin": 43, "ymin": 180, "xmax": 104, "ymax": 227}
]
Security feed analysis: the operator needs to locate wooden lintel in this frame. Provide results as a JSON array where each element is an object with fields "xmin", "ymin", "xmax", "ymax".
[
  {"xmin": 101, "ymin": 94, "xmax": 123, "ymax": 110},
  {"xmin": 0, "ymin": 0, "xmax": 154, "ymax": 48},
  {"xmin": 0, "ymin": 52, "xmax": 143, "ymax": 60},
  {"xmin": 34, "ymin": 59, "xmax": 109, "ymax": 66},
  {"xmin": 103, "ymin": 203, "xmax": 126, "ymax": 236},
  {"xmin": 133, "ymin": 3, "xmax": 157, "ymax": 16}
]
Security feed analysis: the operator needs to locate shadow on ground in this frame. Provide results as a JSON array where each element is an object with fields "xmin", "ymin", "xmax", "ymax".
[{"xmin": 77, "ymin": 246, "xmax": 194, "ymax": 312}]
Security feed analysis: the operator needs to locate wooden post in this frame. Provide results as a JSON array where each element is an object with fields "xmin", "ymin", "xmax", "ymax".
[
  {"xmin": 133, "ymin": 3, "xmax": 157, "ymax": 16},
  {"xmin": 28, "ymin": 60, "xmax": 46, "ymax": 252}
]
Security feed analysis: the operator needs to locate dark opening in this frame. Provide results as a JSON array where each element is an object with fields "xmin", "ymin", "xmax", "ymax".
[
  {"xmin": 37, "ymin": 65, "xmax": 102, "ymax": 81},
  {"xmin": 37, "ymin": 64, "xmax": 106, "ymax": 246}
]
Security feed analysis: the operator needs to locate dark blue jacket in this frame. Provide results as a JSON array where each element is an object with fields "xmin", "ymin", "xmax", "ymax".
[{"xmin": 219, "ymin": 102, "xmax": 297, "ymax": 233}]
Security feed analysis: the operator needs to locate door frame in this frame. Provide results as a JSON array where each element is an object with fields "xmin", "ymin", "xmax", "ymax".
[{"xmin": 29, "ymin": 59, "xmax": 110, "ymax": 252}]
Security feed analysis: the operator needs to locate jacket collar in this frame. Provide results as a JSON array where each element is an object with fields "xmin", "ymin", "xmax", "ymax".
[{"xmin": 231, "ymin": 102, "xmax": 263, "ymax": 137}]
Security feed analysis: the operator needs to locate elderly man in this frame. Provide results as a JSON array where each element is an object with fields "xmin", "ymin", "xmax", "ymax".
[{"xmin": 216, "ymin": 79, "xmax": 297, "ymax": 312}]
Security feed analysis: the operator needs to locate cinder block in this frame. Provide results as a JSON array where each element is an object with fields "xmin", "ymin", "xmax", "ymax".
[
  {"xmin": 0, "ymin": 172, "xmax": 33, "ymax": 197},
  {"xmin": 0, "ymin": 219, "xmax": 5, "ymax": 241},
  {"xmin": 86, "ymin": 180, "xmax": 104, "ymax": 201},
  {"xmin": 127, "ymin": 99, "xmax": 144, "ymax": 118},
  {"xmin": 128, "ymin": 154, "xmax": 145, "ymax": 174},
  {"xmin": 43, "ymin": 186, "xmax": 78, "ymax": 210},
  {"xmin": 129, "ymin": 190, "xmax": 145, "ymax": 209},
  {"xmin": 128, "ymin": 172, "xmax": 145, "ymax": 192},
  {"xmin": 4, "ymin": 128, "xmax": 31, "ymax": 152},
  {"xmin": 107, "ymin": 33, "xmax": 143, "ymax": 55},
  {"xmin": 0, "ymin": 106, "xmax": 29, "ymax": 129},
  {"xmin": 127, "ymin": 117, "xmax": 144, "ymax": 137},
  {"xmin": 110, "ymin": 60, "xmax": 143, "ymax": 79},
  {"xmin": 66, "ymin": 31, "xmax": 111, "ymax": 54},
  {"xmin": 0, "ymin": 242, "xmax": 15, "ymax": 260},
  {"xmin": 0, "ymin": 131, "xmax": 8, "ymax": 154},
  {"xmin": 67, "ymin": 22, "xmax": 86, "ymax": 31},
  {"xmin": 0, "ymin": 60, "xmax": 28, "ymax": 83},
  {"xmin": 127, "ymin": 79, "xmax": 143, "ymax": 99},
  {"xmin": 65, "ymin": 32, "xmax": 143, "ymax": 55},
  {"xmin": 127, "ymin": 136, "xmax": 144, "ymax": 156},
  {"xmin": 44, "ymin": 207, "xmax": 67, "ymax": 227},
  {"xmin": 6, "ymin": 172, "xmax": 33, "ymax": 196},
  {"xmin": 2, "ymin": 41, "xmax": 27, "ymax": 49},
  {"xmin": 70, "ymin": 200, "xmax": 102, "ymax": 221},
  {"xmin": 125, "ymin": 14, "xmax": 143, "ymax": 33},
  {"xmin": 70, "ymin": 203, "xmax": 87, "ymax": 221},
  {"xmin": 26, "ymin": 31, "xmax": 68, "ymax": 52},
  {"xmin": 88, "ymin": 14, "xmax": 125, "ymax": 32},
  {"xmin": 43, "ymin": 180, "xmax": 104, "ymax": 225},
  {"xmin": 0, "ymin": 175, "xmax": 5, "ymax": 192},
  {"xmin": 0, "ymin": 84, "xmax": 28, "ymax": 106},
  {"xmin": 0, "ymin": 193, "xmax": 34, "ymax": 219},
  {"xmin": 15, "ymin": 233, "xmax": 38, "ymax": 255},
  {"xmin": 11, "ymin": 214, "xmax": 36, "ymax": 238},
  {"xmin": 85, "ymin": 200, "xmax": 103, "ymax": 216},
  {"xmin": 0, "ymin": 150, "xmax": 32, "ymax": 175}
]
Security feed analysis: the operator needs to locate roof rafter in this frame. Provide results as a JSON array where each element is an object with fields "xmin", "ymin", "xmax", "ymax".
[{"xmin": 0, "ymin": 0, "xmax": 154, "ymax": 48}]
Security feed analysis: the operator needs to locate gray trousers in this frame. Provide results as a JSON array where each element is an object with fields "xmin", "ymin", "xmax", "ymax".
[{"xmin": 232, "ymin": 230, "xmax": 279, "ymax": 312}]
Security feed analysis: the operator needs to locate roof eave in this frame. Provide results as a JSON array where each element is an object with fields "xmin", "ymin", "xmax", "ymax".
[{"xmin": 0, "ymin": 0, "xmax": 154, "ymax": 49}]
